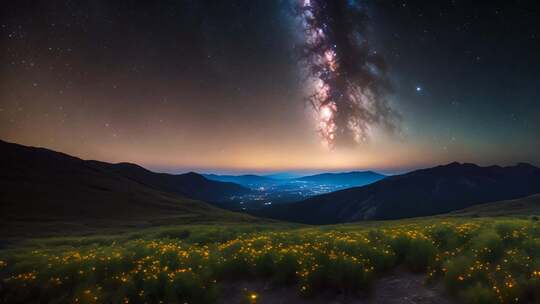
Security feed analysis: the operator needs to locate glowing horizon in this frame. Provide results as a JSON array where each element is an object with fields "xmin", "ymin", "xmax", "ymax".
[{"xmin": 1, "ymin": 1, "xmax": 539, "ymax": 175}]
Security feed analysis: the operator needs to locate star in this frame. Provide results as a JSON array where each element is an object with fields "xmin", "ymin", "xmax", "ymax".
[{"xmin": 416, "ymin": 86, "xmax": 422, "ymax": 92}]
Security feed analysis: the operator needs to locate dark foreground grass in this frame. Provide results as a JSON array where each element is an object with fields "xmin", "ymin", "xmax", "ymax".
[{"xmin": 2, "ymin": 218, "xmax": 540, "ymax": 303}]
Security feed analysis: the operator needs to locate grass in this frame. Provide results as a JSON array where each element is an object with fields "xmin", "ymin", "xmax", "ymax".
[
  {"xmin": 2, "ymin": 217, "xmax": 540, "ymax": 303},
  {"xmin": 449, "ymin": 194, "xmax": 540, "ymax": 218}
]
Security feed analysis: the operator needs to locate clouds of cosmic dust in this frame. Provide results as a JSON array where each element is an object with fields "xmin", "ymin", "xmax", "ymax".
[{"xmin": 298, "ymin": 0, "xmax": 400, "ymax": 147}]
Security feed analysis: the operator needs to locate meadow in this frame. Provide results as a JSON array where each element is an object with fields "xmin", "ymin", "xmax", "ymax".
[{"xmin": 1, "ymin": 217, "xmax": 540, "ymax": 304}]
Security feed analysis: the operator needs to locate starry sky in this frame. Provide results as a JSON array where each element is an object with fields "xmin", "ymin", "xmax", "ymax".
[{"xmin": 1, "ymin": 0, "xmax": 539, "ymax": 174}]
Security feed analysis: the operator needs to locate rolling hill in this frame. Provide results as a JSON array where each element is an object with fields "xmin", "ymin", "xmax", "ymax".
[
  {"xmin": 450, "ymin": 194, "xmax": 540, "ymax": 217},
  {"xmin": 0, "ymin": 140, "xmax": 255, "ymax": 237},
  {"xmin": 260, "ymin": 162, "xmax": 540, "ymax": 224}
]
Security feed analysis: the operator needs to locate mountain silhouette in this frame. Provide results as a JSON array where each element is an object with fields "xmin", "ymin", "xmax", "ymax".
[
  {"xmin": 295, "ymin": 171, "xmax": 385, "ymax": 186},
  {"xmin": 91, "ymin": 162, "xmax": 250, "ymax": 202},
  {"xmin": 0, "ymin": 140, "xmax": 252, "ymax": 236},
  {"xmin": 203, "ymin": 174, "xmax": 276, "ymax": 187},
  {"xmin": 260, "ymin": 162, "xmax": 540, "ymax": 224}
]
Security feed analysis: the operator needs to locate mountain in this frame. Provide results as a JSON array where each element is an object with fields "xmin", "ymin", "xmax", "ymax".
[
  {"xmin": 450, "ymin": 194, "xmax": 540, "ymax": 217},
  {"xmin": 260, "ymin": 162, "xmax": 540, "ymax": 224},
  {"xmin": 92, "ymin": 163, "xmax": 250, "ymax": 202},
  {"xmin": 295, "ymin": 171, "xmax": 386, "ymax": 187},
  {"xmin": 263, "ymin": 172, "xmax": 305, "ymax": 180},
  {"xmin": 203, "ymin": 174, "xmax": 276, "ymax": 188},
  {"xmin": 0, "ymin": 140, "xmax": 255, "ymax": 237},
  {"xmin": 204, "ymin": 171, "xmax": 385, "ymax": 189}
]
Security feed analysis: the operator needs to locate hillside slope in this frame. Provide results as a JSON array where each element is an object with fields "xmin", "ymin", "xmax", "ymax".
[
  {"xmin": 93, "ymin": 162, "xmax": 250, "ymax": 202},
  {"xmin": 450, "ymin": 194, "xmax": 540, "ymax": 217},
  {"xmin": 261, "ymin": 162, "xmax": 540, "ymax": 224},
  {"xmin": 0, "ymin": 140, "xmax": 255, "ymax": 237}
]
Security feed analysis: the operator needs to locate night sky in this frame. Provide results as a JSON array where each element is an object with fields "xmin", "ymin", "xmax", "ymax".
[{"xmin": 1, "ymin": 0, "xmax": 539, "ymax": 174}]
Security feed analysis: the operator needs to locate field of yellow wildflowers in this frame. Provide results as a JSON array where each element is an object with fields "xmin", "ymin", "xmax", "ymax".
[{"xmin": 1, "ymin": 218, "xmax": 540, "ymax": 303}]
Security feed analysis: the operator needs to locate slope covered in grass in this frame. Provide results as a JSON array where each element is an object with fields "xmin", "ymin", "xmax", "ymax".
[
  {"xmin": 0, "ymin": 140, "xmax": 256, "ymax": 238},
  {"xmin": 2, "ymin": 217, "xmax": 540, "ymax": 303},
  {"xmin": 451, "ymin": 194, "xmax": 540, "ymax": 217}
]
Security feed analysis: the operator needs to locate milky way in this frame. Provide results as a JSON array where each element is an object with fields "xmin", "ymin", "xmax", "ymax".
[
  {"xmin": 299, "ymin": 0, "xmax": 400, "ymax": 147},
  {"xmin": 2, "ymin": 0, "xmax": 539, "ymax": 171}
]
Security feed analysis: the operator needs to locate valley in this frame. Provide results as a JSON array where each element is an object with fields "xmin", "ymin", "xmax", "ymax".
[
  {"xmin": 1, "ymin": 141, "xmax": 540, "ymax": 304},
  {"xmin": 2, "ymin": 1, "xmax": 538, "ymax": 302},
  {"xmin": 208, "ymin": 172, "xmax": 385, "ymax": 211}
]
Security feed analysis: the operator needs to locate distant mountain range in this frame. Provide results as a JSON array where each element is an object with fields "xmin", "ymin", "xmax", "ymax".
[
  {"xmin": 0, "ymin": 140, "xmax": 254, "ymax": 237},
  {"xmin": 295, "ymin": 171, "xmax": 385, "ymax": 186},
  {"xmin": 203, "ymin": 174, "xmax": 276, "ymax": 187},
  {"xmin": 204, "ymin": 171, "xmax": 386, "ymax": 188},
  {"xmin": 260, "ymin": 162, "xmax": 540, "ymax": 224},
  {"xmin": 263, "ymin": 172, "xmax": 305, "ymax": 180},
  {"xmin": 4, "ymin": 138, "xmax": 540, "ymax": 235}
]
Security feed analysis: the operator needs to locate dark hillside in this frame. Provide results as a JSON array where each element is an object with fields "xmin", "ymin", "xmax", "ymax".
[
  {"xmin": 0, "ymin": 140, "xmax": 255, "ymax": 237},
  {"xmin": 260, "ymin": 162, "xmax": 540, "ymax": 224}
]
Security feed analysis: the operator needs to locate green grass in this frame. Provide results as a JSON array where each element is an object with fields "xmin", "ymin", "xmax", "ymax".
[
  {"xmin": 2, "ymin": 217, "xmax": 540, "ymax": 303},
  {"xmin": 450, "ymin": 194, "xmax": 540, "ymax": 218}
]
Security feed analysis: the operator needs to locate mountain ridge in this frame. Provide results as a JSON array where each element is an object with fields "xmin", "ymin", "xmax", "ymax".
[
  {"xmin": 0, "ymin": 139, "xmax": 255, "ymax": 237},
  {"xmin": 259, "ymin": 162, "xmax": 540, "ymax": 224},
  {"xmin": 295, "ymin": 171, "xmax": 385, "ymax": 186},
  {"xmin": 203, "ymin": 174, "xmax": 276, "ymax": 187},
  {"xmin": 90, "ymin": 162, "xmax": 250, "ymax": 202}
]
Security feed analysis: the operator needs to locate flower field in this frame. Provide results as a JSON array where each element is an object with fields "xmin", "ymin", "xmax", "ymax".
[{"xmin": 2, "ymin": 218, "xmax": 540, "ymax": 303}]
